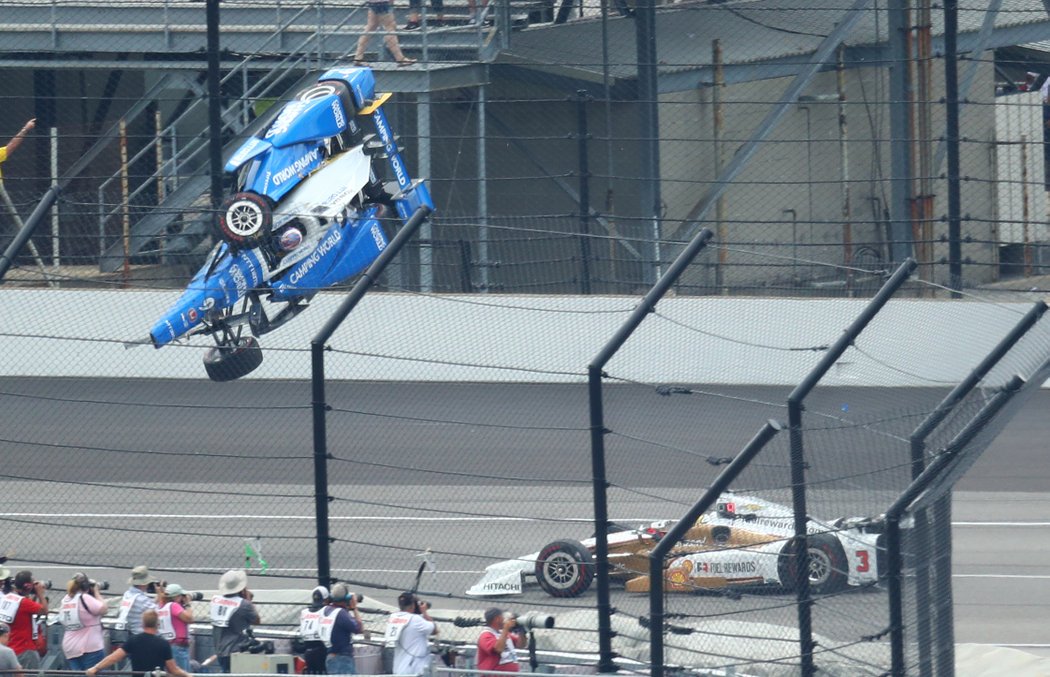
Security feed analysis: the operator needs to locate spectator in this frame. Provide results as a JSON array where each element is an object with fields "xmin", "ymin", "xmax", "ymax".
[
  {"xmin": 0, "ymin": 570, "xmax": 48, "ymax": 670},
  {"xmin": 114, "ymin": 566, "xmax": 158, "ymax": 640},
  {"xmin": 86, "ymin": 610, "xmax": 190, "ymax": 677},
  {"xmin": 298, "ymin": 586, "xmax": 329, "ymax": 674},
  {"xmin": 210, "ymin": 569, "xmax": 260, "ymax": 673},
  {"xmin": 321, "ymin": 583, "xmax": 367, "ymax": 675},
  {"xmin": 0, "ymin": 623, "xmax": 22, "ymax": 677},
  {"xmin": 383, "ymin": 591, "xmax": 437, "ymax": 675},
  {"xmin": 476, "ymin": 607, "xmax": 524, "ymax": 673},
  {"xmin": 156, "ymin": 583, "xmax": 195, "ymax": 672},
  {"xmin": 0, "ymin": 119, "xmax": 34, "ymax": 184},
  {"xmin": 353, "ymin": 0, "xmax": 416, "ymax": 67},
  {"xmin": 58, "ymin": 574, "xmax": 107, "ymax": 671},
  {"xmin": 404, "ymin": 0, "xmax": 444, "ymax": 30}
]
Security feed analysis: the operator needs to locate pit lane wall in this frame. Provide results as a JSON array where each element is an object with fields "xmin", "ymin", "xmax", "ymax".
[{"xmin": 4, "ymin": 289, "xmax": 1048, "ymax": 385}]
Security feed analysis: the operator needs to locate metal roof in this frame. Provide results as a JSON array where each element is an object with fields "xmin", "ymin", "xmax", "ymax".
[{"xmin": 499, "ymin": 0, "xmax": 1050, "ymax": 93}]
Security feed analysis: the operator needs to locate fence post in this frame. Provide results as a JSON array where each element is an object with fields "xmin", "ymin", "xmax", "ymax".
[
  {"xmin": 586, "ymin": 228, "xmax": 714, "ymax": 672},
  {"xmin": 786, "ymin": 257, "xmax": 916, "ymax": 676},
  {"xmin": 576, "ymin": 90, "xmax": 592, "ymax": 295},
  {"xmin": 310, "ymin": 206, "xmax": 432, "ymax": 586},
  {"xmin": 908, "ymin": 300, "xmax": 1047, "ymax": 676}
]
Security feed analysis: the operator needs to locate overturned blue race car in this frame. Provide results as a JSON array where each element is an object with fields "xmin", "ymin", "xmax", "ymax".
[{"xmin": 145, "ymin": 67, "xmax": 433, "ymax": 381}]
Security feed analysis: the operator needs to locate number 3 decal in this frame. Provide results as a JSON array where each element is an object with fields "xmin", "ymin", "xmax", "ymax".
[{"xmin": 855, "ymin": 550, "xmax": 870, "ymax": 573}]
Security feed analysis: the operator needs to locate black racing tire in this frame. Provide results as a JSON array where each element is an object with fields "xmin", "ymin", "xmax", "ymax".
[
  {"xmin": 535, "ymin": 539, "xmax": 595, "ymax": 598},
  {"xmin": 780, "ymin": 533, "xmax": 849, "ymax": 595},
  {"xmin": 217, "ymin": 192, "xmax": 272, "ymax": 247},
  {"xmin": 203, "ymin": 336, "xmax": 264, "ymax": 382}
]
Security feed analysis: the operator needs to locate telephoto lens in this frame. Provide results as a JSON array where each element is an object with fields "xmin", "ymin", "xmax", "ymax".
[
  {"xmin": 516, "ymin": 612, "xmax": 555, "ymax": 630},
  {"xmin": 189, "ymin": 591, "xmax": 205, "ymax": 602}
]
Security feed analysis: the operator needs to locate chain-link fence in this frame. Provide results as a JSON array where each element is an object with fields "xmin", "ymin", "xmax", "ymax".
[{"xmin": 3, "ymin": 1, "xmax": 1050, "ymax": 676}]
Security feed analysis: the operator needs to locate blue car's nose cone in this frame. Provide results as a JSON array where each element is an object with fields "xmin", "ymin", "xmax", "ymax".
[{"xmin": 149, "ymin": 246, "xmax": 265, "ymax": 347}]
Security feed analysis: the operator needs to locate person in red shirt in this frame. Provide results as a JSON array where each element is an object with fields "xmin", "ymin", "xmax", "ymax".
[
  {"xmin": 0, "ymin": 570, "xmax": 49, "ymax": 669},
  {"xmin": 475, "ymin": 607, "xmax": 524, "ymax": 673}
]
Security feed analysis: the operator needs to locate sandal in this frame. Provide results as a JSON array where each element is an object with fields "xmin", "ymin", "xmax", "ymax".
[
  {"xmin": 397, "ymin": 57, "xmax": 416, "ymax": 67},
  {"xmin": 353, "ymin": 59, "xmax": 369, "ymax": 66}
]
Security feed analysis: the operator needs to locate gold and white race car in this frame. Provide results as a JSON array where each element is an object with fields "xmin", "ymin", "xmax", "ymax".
[{"xmin": 467, "ymin": 493, "xmax": 887, "ymax": 598}]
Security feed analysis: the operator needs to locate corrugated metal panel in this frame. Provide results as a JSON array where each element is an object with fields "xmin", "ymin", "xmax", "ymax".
[
  {"xmin": 501, "ymin": 0, "xmax": 1050, "ymax": 82},
  {"xmin": 995, "ymin": 91, "xmax": 1049, "ymax": 243}
]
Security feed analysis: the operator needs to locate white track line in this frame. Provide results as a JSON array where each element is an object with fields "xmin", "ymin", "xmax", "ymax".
[{"xmin": 4, "ymin": 513, "xmax": 1050, "ymax": 526}]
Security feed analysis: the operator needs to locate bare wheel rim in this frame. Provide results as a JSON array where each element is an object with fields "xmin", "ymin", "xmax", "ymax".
[
  {"xmin": 226, "ymin": 200, "xmax": 264, "ymax": 237},
  {"xmin": 808, "ymin": 548, "xmax": 832, "ymax": 586},
  {"xmin": 542, "ymin": 552, "xmax": 580, "ymax": 590}
]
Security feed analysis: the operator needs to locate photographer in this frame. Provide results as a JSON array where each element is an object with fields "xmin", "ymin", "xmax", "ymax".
[
  {"xmin": 0, "ymin": 570, "xmax": 49, "ymax": 669},
  {"xmin": 114, "ymin": 566, "xmax": 158, "ymax": 640},
  {"xmin": 156, "ymin": 583, "xmax": 195, "ymax": 672},
  {"xmin": 297, "ymin": 586, "xmax": 329, "ymax": 674},
  {"xmin": 383, "ymin": 591, "xmax": 438, "ymax": 676},
  {"xmin": 320, "ymin": 583, "xmax": 367, "ymax": 675},
  {"xmin": 210, "ymin": 569, "xmax": 259, "ymax": 673},
  {"xmin": 476, "ymin": 607, "xmax": 524, "ymax": 674},
  {"xmin": 59, "ymin": 574, "xmax": 107, "ymax": 671}
]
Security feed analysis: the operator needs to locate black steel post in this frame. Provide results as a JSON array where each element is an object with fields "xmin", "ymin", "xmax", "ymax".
[
  {"xmin": 885, "ymin": 515, "xmax": 905, "ymax": 676},
  {"xmin": 944, "ymin": 0, "xmax": 963, "ymax": 295},
  {"xmin": 0, "ymin": 186, "xmax": 60, "ymax": 281},
  {"xmin": 576, "ymin": 90, "xmax": 592, "ymax": 295},
  {"xmin": 635, "ymin": 0, "xmax": 661, "ymax": 282},
  {"xmin": 310, "ymin": 206, "xmax": 431, "ymax": 587},
  {"xmin": 459, "ymin": 239, "xmax": 473, "ymax": 292},
  {"xmin": 589, "ymin": 227, "xmax": 714, "ymax": 672},
  {"xmin": 649, "ymin": 420, "xmax": 783, "ymax": 677},
  {"xmin": 785, "ymin": 258, "xmax": 916, "ymax": 676},
  {"xmin": 909, "ymin": 300, "xmax": 1047, "ymax": 675},
  {"xmin": 206, "ymin": 0, "xmax": 224, "ymax": 213},
  {"xmin": 587, "ymin": 365, "xmax": 616, "ymax": 673},
  {"xmin": 887, "ymin": 0, "xmax": 914, "ymax": 265},
  {"xmin": 932, "ymin": 495, "xmax": 955, "ymax": 676},
  {"xmin": 787, "ymin": 398, "xmax": 814, "ymax": 676},
  {"xmin": 311, "ymin": 342, "xmax": 332, "ymax": 587},
  {"xmin": 886, "ymin": 374, "xmax": 1026, "ymax": 676}
]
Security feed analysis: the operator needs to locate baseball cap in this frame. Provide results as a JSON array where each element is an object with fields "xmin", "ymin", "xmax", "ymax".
[{"xmin": 164, "ymin": 583, "xmax": 187, "ymax": 597}]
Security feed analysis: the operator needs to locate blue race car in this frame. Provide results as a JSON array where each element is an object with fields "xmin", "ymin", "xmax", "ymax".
[{"xmin": 146, "ymin": 67, "xmax": 433, "ymax": 381}]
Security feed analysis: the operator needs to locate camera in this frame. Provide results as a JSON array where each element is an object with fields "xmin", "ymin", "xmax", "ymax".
[
  {"xmin": 247, "ymin": 638, "xmax": 275, "ymax": 655},
  {"xmin": 146, "ymin": 580, "xmax": 168, "ymax": 595},
  {"xmin": 76, "ymin": 575, "xmax": 109, "ymax": 592},
  {"xmin": 512, "ymin": 612, "xmax": 555, "ymax": 631},
  {"xmin": 188, "ymin": 591, "xmax": 205, "ymax": 602},
  {"xmin": 25, "ymin": 579, "xmax": 51, "ymax": 592},
  {"xmin": 412, "ymin": 599, "xmax": 429, "ymax": 615}
]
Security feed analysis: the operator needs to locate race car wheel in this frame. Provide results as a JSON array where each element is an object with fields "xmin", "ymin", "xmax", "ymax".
[
  {"xmin": 781, "ymin": 534, "xmax": 849, "ymax": 595},
  {"xmin": 203, "ymin": 336, "xmax": 264, "ymax": 382},
  {"xmin": 217, "ymin": 192, "xmax": 272, "ymax": 247},
  {"xmin": 535, "ymin": 539, "xmax": 595, "ymax": 598}
]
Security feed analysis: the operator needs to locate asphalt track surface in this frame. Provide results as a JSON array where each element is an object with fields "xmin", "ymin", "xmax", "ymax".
[{"xmin": 1, "ymin": 379, "xmax": 1048, "ymax": 663}]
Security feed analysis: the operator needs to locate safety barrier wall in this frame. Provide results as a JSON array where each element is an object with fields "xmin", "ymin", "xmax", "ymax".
[{"xmin": 2, "ymin": 289, "xmax": 1045, "ymax": 385}]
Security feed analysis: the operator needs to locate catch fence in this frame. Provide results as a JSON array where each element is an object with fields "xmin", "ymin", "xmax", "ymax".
[{"xmin": 2, "ymin": 1, "xmax": 1050, "ymax": 676}]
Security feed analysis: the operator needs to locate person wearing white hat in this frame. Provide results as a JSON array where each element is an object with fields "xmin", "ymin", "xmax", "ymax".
[
  {"xmin": 298, "ymin": 586, "xmax": 329, "ymax": 674},
  {"xmin": 114, "ymin": 566, "xmax": 158, "ymax": 642},
  {"xmin": 156, "ymin": 583, "xmax": 195, "ymax": 672},
  {"xmin": 210, "ymin": 570, "xmax": 259, "ymax": 672}
]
